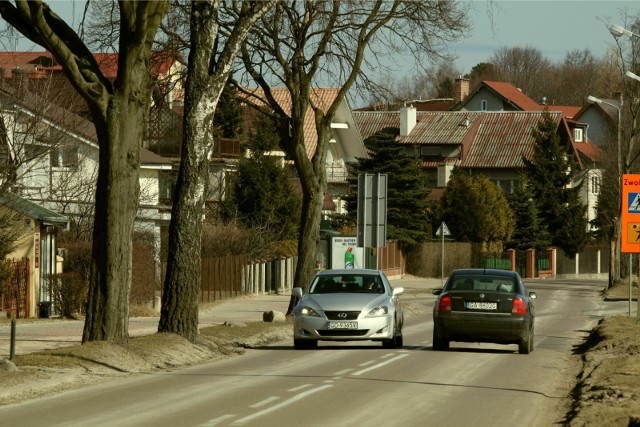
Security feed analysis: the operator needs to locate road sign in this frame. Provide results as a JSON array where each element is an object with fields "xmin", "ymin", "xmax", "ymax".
[
  {"xmin": 436, "ymin": 222, "xmax": 450, "ymax": 237},
  {"xmin": 621, "ymin": 174, "xmax": 640, "ymax": 253},
  {"xmin": 357, "ymin": 173, "xmax": 387, "ymax": 248}
]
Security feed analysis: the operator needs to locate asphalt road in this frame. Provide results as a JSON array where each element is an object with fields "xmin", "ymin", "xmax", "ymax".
[{"xmin": 0, "ymin": 279, "xmax": 629, "ymax": 427}]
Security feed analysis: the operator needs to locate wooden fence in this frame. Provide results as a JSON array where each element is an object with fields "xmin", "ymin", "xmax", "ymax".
[{"xmin": 1, "ymin": 258, "xmax": 30, "ymax": 318}]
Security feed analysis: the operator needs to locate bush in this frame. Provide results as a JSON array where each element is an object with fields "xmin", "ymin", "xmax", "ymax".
[{"xmin": 49, "ymin": 272, "xmax": 88, "ymax": 318}]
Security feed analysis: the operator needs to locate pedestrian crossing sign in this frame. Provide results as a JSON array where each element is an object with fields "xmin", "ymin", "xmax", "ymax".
[{"xmin": 628, "ymin": 193, "xmax": 640, "ymax": 213}]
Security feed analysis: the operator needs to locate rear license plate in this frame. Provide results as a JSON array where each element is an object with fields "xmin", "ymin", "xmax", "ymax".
[
  {"xmin": 328, "ymin": 321, "xmax": 358, "ymax": 329},
  {"xmin": 465, "ymin": 302, "xmax": 497, "ymax": 310}
]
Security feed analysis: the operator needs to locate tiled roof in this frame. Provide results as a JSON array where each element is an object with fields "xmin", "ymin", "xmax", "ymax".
[
  {"xmin": 247, "ymin": 88, "xmax": 341, "ymax": 158},
  {"xmin": 573, "ymin": 139, "xmax": 600, "ymax": 163},
  {"xmin": 483, "ymin": 81, "xmax": 543, "ymax": 111},
  {"xmin": 362, "ymin": 110, "xmax": 567, "ymax": 169},
  {"xmin": 352, "ymin": 110, "xmax": 431, "ymax": 141},
  {"xmin": 463, "ymin": 111, "xmax": 563, "ymax": 168},
  {"xmin": 0, "ymin": 51, "xmax": 178, "ymax": 80}
]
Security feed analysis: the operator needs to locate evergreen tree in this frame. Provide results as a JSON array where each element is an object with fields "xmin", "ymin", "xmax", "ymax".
[
  {"xmin": 440, "ymin": 169, "xmax": 515, "ymax": 250},
  {"xmin": 212, "ymin": 83, "xmax": 243, "ymax": 138},
  {"xmin": 523, "ymin": 110, "xmax": 588, "ymax": 257},
  {"xmin": 346, "ymin": 129, "xmax": 433, "ymax": 246},
  {"xmin": 506, "ymin": 178, "xmax": 551, "ymax": 252},
  {"xmin": 221, "ymin": 114, "xmax": 301, "ymax": 241}
]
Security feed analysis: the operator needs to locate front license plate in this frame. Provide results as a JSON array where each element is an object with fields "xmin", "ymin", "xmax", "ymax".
[
  {"xmin": 466, "ymin": 302, "xmax": 497, "ymax": 310},
  {"xmin": 328, "ymin": 321, "xmax": 358, "ymax": 330}
]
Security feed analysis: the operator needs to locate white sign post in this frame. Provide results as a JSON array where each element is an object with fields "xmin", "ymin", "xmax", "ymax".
[{"xmin": 435, "ymin": 222, "xmax": 451, "ymax": 286}]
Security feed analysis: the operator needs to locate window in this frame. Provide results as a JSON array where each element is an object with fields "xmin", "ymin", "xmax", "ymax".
[
  {"xmin": 591, "ymin": 175, "xmax": 601, "ymax": 194},
  {"xmin": 50, "ymin": 143, "xmax": 78, "ymax": 169},
  {"xmin": 480, "ymin": 99, "xmax": 488, "ymax": 111},
  {"xmin": 574, "ymin": 128, "xmax": 584, "ymax": 142}
]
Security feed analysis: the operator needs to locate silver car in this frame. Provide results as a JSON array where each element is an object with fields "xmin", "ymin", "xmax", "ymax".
[{"xmin": 292, "ymin": 269, "xmax": 404, "ymax": 349}]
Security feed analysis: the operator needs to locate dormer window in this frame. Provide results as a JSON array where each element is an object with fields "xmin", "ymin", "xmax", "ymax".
[
  {"xmin": 480, "ymin": 99, "xmax": 488, "ymax": 111},
  {"xmin": 574, "ymin": 128, "xmax": 584, "ymax": 142}
]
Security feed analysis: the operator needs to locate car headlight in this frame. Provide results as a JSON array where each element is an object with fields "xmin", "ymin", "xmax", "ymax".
[
  {"xmin": 298, "ymin": 306, "xmax": 321, "ymax": 317},
  {"xmin": 366, "ymin": 306, "xmax": 389, "ymax": 317}
]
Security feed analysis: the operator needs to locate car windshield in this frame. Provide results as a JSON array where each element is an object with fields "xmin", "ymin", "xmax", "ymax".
[
  {"xmin": 449, "ymin": 275, "xmax": 516, "ymax": 293},
  {"xmin": 309, "ymin": 274, "xmax": 384, "ymax": 294}
]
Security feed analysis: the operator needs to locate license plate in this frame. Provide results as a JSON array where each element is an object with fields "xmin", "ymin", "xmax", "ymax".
[
  {"xmin": 466, "ymin": 302, "xmax": 497, "ymax": 310},
  {"xmin": 328, "ymin": 321, "xmax": 358, "ymax": 329}
]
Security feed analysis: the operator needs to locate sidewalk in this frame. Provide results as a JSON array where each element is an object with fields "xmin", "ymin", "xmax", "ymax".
[{"xmin": 0, "ymin": 276, "xmax": 441, "ymax": 357}]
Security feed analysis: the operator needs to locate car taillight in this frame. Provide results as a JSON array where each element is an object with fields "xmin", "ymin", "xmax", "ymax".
[
  {"xmin": 438, "ymin": 295, "xmax": 452, "ymax": 312},
  {"xmin": 512, "ymin": 297, "xmax": 527, "ymax": 315}
]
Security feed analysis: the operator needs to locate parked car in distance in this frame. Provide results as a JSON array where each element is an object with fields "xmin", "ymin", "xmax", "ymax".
[
  {"xmin": 291, "ymin": 269, "xmax": 404, "ymax": 349},
  {"xmin": 432, "ymin": 268, "xmax": 536, "ymax": 354}
]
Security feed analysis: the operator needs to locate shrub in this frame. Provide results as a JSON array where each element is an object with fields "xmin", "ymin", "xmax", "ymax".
[{"xmin": 49, "ymin": 272, "xmax": 88, "ymax": 318}]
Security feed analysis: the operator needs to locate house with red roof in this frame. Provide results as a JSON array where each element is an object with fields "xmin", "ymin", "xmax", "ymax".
[
  {"xmin": 454, "ymin": 78, "xmax": 581, "ymax": 119},
  {"xmin": 0, "ymin": 50, "xmax": 184, "ymax": 114},
  {"xmin": 353, "ymin": 104, "xmax": 601, "ymax": 232}
]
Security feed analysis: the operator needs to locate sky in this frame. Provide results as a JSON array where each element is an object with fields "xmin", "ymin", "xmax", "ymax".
[
  {"xmin": 449, "ymin": 0, "xmax": 638, "ymax": 74},
  {"xmin": 4, "ymin": 1, "xmax": 639, "ymax": 86}
]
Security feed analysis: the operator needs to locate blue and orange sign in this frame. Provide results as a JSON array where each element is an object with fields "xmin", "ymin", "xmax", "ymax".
[{"xmin": 622, "ymin": 174, "xmax": 640, "ymax": 253}]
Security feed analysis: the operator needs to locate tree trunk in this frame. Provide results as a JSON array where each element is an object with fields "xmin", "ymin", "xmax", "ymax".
[
  {"xmin": 82, "ymin": 92, "xmax": 142, "ymax": 343},
  {"xmin": 286, "ymin": 119, "xmax": 329, "ymax": 315},
  {"xmin": 158, "ymin": 1, "xmax": 220, "ymax": 342}
]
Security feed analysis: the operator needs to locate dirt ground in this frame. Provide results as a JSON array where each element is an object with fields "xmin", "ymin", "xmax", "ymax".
[
  {"xmin": 561, "ymin": 282, "xmax": 640, "ymax": 427},
  {"xmin": 0, "ymin": 287, "xmax": 639, "ymax": 426}
]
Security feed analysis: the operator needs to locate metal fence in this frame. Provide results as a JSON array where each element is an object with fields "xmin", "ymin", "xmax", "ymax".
[{"xmin": 199, "ymin": 255, "xmax": 297, "ymax": 303}]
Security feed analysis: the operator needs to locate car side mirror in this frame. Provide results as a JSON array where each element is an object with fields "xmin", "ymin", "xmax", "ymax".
[
  {"xmin": 529, "ymin": 292, "xmax": 537, "ymax": 299},
  {"xmin": 392, "ymin": 287, "xmax": 404, "ymax": 296},
  {"xmin": 292, "ymin": 287, "xmax": 303, "ymax": 298},
  {"xmin": 432, "ymin": 289, "xmax": 442, "ymax": 295}
]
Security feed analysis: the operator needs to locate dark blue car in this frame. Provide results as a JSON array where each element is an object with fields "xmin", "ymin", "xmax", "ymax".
[{"xmin": 432, "ymin": 268, "xmax": 536, "ymax": 354}]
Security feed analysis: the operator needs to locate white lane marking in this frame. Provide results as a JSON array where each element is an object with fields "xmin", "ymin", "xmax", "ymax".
[
  {"xmin": 334, "ymin": 369, "xmax": 353, "ymax": 376},
  {"xmin": 231, "ymin": 384, "xmax": 333, "ymax": 425},
  {"xmin": 351, "ymin": 354, "xmax": 409, "ymax": 376},
  {"xmin": 358, "ymin": 360, "xmax": 376, "ymax": 367},
  {"xmin": 287, "ymin": 384, "xmax": 313, "ymax": 392},
  {"xmin": 200, "ymin": 414, "xmax": 236, "ymax": 426},
  {"xmin": 250, "ymin": 396, "xmax": 279, "ymax": 408},
  {"xmin": 380, "ymin": 353, "xmax": 396, "ymax": 359}
]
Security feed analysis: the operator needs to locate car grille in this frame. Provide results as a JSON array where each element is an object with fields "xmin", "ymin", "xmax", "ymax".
[
  {"xmin": 324, "ymin": 311, "xmax": 361, "ymax": 320},
  {"xmin": 317, "ymin": 330, "xmax": 368, "ymax": 337}
]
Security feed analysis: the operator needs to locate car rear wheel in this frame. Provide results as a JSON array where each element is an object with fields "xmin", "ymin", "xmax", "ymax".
[
  {"xmin": 294, "ymin": 339, "xmax": 317, "ymax": 349},
  {"xmin": 518, "ymin": 326, "xmax": 534, "ymax": 354},
  {"xmin": 432, "ymin": 328, "xmax": 449, "ymax": 351}
]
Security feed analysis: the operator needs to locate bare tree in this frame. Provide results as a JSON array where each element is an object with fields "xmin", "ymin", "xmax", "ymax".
[
  {"xmin": 490, "ymin": 45, "xmax": 552, "ymax": 103},
  {"xmin": 157, "ymin": 0, "xmax": 276, "ymax": 342},
  {"xmin": 229, "ymin": 1, "xmax": 469, "ymax": 310},
  {"xmin": 0, "ymin": 1, "xmax": 168, "ymax": 342},
  {"xmin": 550, "ymin": 49, "xmax": 604, "ymax": 106}
]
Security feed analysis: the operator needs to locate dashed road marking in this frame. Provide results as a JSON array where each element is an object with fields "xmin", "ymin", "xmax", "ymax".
[{"xmin": 352, "ymin": 354, "xmax": 409, "ymax": 376}]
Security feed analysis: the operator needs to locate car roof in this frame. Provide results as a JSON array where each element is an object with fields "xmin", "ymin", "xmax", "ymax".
[
  {"xmin": 450, "ymin": 268, "xmax": 518, "ymax": 277},
  {"xmin": 315, "ymin": 269, "xmax": 381, "ymax": 276}
]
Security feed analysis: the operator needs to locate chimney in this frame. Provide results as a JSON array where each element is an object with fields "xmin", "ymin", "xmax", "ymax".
[
  {"xmin": 400, "ymin": 104, "xmax": 416, "ymax": 136},
  {"xmin": 455, "ymin": 77, "xmax": 470, "ymax": 104}
]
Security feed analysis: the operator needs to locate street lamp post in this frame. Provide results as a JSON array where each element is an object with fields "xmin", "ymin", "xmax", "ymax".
[
  {"xmin": 587, "ymin": 95, "xmax": 622, "ymax": 299},
  {"xmin": 609, "ymin": 23, "xmax": 640, "ymax": 319}
]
